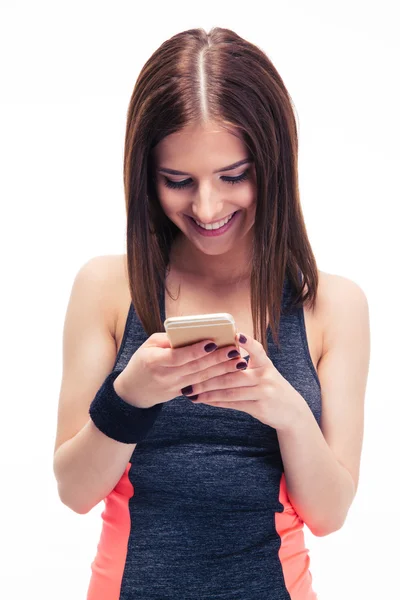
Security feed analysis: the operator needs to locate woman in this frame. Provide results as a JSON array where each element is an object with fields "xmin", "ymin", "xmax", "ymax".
[{"xmin": 53, "ymin": 27, "xmax": 370, "ymax": 599}]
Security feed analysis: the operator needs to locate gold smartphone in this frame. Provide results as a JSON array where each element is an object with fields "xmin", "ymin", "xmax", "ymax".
[{"xmin": 164, "ymin": 312, "xmax": 238, "ymax": 350}]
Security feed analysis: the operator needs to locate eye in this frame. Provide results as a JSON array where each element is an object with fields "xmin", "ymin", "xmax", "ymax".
[{"xmin": 163, "ymin": 168, "xmax": 251, "ymax": 190}]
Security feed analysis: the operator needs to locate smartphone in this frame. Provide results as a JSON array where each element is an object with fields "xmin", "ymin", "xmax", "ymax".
[{"xmin": 164, "ymin": 312, "xmax": 238, "ymax": 350}]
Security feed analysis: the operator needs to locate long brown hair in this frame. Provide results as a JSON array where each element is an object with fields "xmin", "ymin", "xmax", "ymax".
[{"xmin": 123, "ymin": 26, "xmax": 319, "ymax": 353}]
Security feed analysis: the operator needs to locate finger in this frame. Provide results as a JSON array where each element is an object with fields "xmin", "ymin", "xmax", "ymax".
[
  {"xmin": 142, "ymin": 332, "xmax": 173, "ymax": 348},
  {"xmin": 158, "ymin": 338, "xmax": 218, "ymax": 367},
  {"xmin": 177, "ymin": 345, "xmax": 246, "ymax": 385},
  {"xmin": 190, "ymin": 385, "xmax": 260, "ymax": 404},
  {"xmin": 235, "ymin": 332, "xmax": 271, "ymax": 369},
  {"xmin": 181, "ymin": 363, "xmax": 253, "ymax": 396},
  {"xmin": 160, "ymin": 338, "xmax": 240, "ymax": 371}
]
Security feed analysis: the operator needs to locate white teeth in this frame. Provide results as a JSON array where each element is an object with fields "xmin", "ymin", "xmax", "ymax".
[{"xmin": 194, "ymin": 212, "xmax": 235, "ymax": 230}]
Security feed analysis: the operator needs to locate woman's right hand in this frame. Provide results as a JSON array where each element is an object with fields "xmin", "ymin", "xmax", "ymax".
[{"xmin": 113, "ymin": 333, "xmax": 247, "ymax": 408}]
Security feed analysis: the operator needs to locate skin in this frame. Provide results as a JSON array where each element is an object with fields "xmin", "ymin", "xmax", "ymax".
[{"xmin": 152, "ymin": 120, "xmax": 258, "ymax": 286}]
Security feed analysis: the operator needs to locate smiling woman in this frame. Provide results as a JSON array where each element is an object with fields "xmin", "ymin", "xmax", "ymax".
[
  {"xmin": 53, "ymin": 24, "xmax": 369, "ymax": 600},
  {"xmin": 151, "ymin": 122, "xmax": 258, "ymax": 258}
]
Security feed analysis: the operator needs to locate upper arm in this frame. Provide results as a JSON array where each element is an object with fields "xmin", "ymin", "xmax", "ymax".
[
  {"xmin": 53, "ymin": 255, "xmax": 120, "ymax": 457},
  {"xmin": 317, "ymin": 273, "xmax": 371, "ymax": 494}
]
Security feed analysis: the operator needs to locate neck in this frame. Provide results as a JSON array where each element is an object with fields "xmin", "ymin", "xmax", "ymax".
[{"xmin": 168, "ymin": 232, "xmax": 253, "ymax": 287}]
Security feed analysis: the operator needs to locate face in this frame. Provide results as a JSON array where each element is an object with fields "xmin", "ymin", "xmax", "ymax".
[{"xmin": 152, "ymin": 121, "xmax": 257, "ymax": 257}]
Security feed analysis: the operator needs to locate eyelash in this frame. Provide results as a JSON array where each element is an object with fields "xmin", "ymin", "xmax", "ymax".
[{"xmin": 163, "ymin": 168, "xmax": 250, "ymax": 190}]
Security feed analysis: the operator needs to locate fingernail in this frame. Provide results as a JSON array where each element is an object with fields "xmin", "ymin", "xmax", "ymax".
[
  {"xmin": 181, "ymin": 385, "xmax": 193, "ymax": 395},
  {"xmin": 204, "ymin": 342, "xmax": 217, "ymax": 352},
  {"xmin": 227, "ymin": 349, "xmax": 240, "ymax": 358},
  {"xmin": 187, "ymin": 395, "xmax": 198, "ymax": 400},
  {"xmin": 236, "ymin": 362, "xmax": 247, "ymax": 369},
  {"xmin": 239, "ymin": 334, "xmax": 247, "ymax": 344}
]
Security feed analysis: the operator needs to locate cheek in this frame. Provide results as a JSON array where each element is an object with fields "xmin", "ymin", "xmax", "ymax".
[
  {"xmin": 154, "ymin": 182, "xmax": 174, "ymax": 214},
  {"xmin": 238, "ymin": 187, "xmax": 257, "ymax": 212},
  {"xmin": 156, "ymin": 191, "xmax": 188, "ymax": 224},
  {"xmin": 158, "ymin": 193, "xmax": 183, "ymax": 215}
]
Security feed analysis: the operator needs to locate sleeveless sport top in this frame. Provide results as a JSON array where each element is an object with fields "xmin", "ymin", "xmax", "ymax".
[{"xmin": 87, "ymin": 272, "xmax": 322, "ymax": 600}]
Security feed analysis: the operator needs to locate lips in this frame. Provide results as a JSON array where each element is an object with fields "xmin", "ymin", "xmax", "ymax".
[
  {"xmin": 189, "ymin": 211, "xmax": 237, "ymax": 227},
  {"xmin": 187, "ymin": 209, "xmax": 240, "ymax": 237}
]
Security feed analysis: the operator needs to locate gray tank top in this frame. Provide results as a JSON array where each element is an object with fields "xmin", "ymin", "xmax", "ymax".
[{"xmin": 87, "ymin": 271, "xmax": 322, "ymax": 600}]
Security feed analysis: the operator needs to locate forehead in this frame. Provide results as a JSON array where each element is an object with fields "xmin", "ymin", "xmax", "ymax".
[{"xmin": 152, "ymin": 122, "xmax": 246, "ymax": 169}]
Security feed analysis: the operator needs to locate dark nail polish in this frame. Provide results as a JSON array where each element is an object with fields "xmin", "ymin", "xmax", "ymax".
[
  {"xmin": 181, "ymin": 385, "xmax": 193, "ymax": 395},
  {"xmin": 227, "ymin": 349, "xmax": 240, "ymax": 358},
  {"xmin": 239, "ymin": 334, "xmax": 247, "ymax": 344},
  {"xmin": 236, "ymin": 362, "xmax": 247, "ymax": 369},
  {"xmin": 204, "ymin": 342, "xmax": 217, "ymax": 352},
  {"xmin": 187, "ymin": 395, "xmax": 198, "ymax": 400}
]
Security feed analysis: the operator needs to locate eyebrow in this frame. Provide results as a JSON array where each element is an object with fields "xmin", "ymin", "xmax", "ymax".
[{"xmin": 157, "ymin": 157, "xmax": 253, "ymax": 176}]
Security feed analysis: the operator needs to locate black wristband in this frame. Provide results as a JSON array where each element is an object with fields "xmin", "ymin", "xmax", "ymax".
[{"xmin": 89, "ymin": 369, "xmax": 163, "ymax": 444}]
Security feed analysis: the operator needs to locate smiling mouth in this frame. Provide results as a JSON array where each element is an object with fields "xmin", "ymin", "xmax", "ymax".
[{"xmin": 187, "ymin": 211, "xmax": 237, "ymax": 226}]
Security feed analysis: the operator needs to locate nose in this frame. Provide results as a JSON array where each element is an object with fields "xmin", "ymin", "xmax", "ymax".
[{"xmin": 191, "ymin": 186, "xmax": 224, "ymax": 224}]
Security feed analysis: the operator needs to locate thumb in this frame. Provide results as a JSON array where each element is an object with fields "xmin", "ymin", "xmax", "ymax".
[{"xmin": 142, "ymin": 332, "xmax": 172, "ymax": 349}]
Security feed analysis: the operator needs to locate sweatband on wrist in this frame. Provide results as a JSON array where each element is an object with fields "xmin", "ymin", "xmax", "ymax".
[{"xmin": 89, "ymin": 369, "xmax": 163, "ymax": 444}]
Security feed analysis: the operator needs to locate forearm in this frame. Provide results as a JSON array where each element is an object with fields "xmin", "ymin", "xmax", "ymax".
[
  {"xmin": 53, "ymin": 417, "xmax": 137, "ymax": 514},
  {"xmin": 276, "ymin": 397, "xmax": 356, "ymax": 536}
]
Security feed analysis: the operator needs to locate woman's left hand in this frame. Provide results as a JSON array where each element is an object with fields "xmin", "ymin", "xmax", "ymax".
[{"xmin": 187, "ymin": 332, "xmax": 306, "ymax": 433}]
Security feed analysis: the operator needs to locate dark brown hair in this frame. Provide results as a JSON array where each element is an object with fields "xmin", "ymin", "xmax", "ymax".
[{"xmin": 123, "ymin": 26, "xmax": 319, "ymax": 353}]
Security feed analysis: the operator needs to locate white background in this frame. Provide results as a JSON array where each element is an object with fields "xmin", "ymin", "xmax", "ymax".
[{"xmin": 1, "ymin": 1, "xmax": 399, "ymax": 599}]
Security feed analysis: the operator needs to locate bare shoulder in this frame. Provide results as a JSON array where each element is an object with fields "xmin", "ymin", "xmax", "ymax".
[
  {"xmin": 78, "ymin": 253, "xmax": 128, "ymax": 339},
  {"xmin": 316, "ymin": 270, "xmax": 369, "ymax": 355}
]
